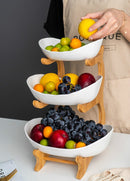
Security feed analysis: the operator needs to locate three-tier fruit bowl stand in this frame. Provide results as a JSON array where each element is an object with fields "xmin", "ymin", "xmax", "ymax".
[{"xmin": 25, "ymin": 38, "xmax": 113, "ymax": 179}]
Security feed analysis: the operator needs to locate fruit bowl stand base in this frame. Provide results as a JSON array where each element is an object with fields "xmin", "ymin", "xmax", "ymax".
[
  {"xmin": 32, "ymin": 46, "xmax": 105, "ymax": 179},
  {"xmin": 33, "ymin": 149, "xmax": 92, "ymax": 180}
]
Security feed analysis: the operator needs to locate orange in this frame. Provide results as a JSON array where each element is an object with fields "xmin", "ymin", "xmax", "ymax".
[
  {"xmin": 76, "ymin": 142, "xmax": 86, "ymax": 148},
  {"xmin": 78, "ymin": 19, "xmax": 97, "ymax": 39},
  {"xmin": 70, "ymin": 38, "xmax": 81, "ymax": 49},
  {"xmin": 51, "ymin": 47, "xmax": 59, "ymax": 51},
  {"xmin": 33, "ymin": 84, "xmax": 44, "ymax": 93},
  {"xmin": 43, "ymin": 126, "xmax": 53, "ymax": 138}
]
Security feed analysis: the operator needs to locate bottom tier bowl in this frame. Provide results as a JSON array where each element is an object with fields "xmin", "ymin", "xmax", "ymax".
[{"xmin": 24, "ymin": 118, "xmax": 113, "ymax": 158}]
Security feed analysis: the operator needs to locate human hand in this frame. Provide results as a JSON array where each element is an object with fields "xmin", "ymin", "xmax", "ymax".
[{"xmin": 81, "ymin": 8, "xmax": 125, "ymax": 40}]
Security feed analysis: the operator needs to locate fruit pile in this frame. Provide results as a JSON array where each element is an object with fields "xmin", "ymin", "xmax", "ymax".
[
  {"xmin": 30, "ymin": 106, "xmax": 107, "ymax": 149},
  {"xmin": 33, "ymin": 72, "xmax": 96, "ymax": 95},
  {"xmin": 45, "ymin": 37, "xmax": 86, "ymax": 52}
]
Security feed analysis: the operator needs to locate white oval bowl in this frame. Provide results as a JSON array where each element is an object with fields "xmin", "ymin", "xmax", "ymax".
[
  {"xmin": 26, "ymin": 74, "xmax": 103, "ymax": 105},
  {"xmin": 24, "ymin": 117, "xmax": 113, "ymax": 158},
  {"xmin": 38, "ymin": 37, "xmax": 103, "ymax": 61}
]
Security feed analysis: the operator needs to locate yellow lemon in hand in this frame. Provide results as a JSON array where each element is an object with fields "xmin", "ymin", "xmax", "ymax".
[
  {"xmin": 64, "ymin": 73, "xmax": 78, "ymax": 86},
  {"xmin": 40, "ymin": 73, "xmax": 60, "ymax": 88},
  {"xmin": 78, "ymin": 19, "xmax": 97, "ymax": 39}
]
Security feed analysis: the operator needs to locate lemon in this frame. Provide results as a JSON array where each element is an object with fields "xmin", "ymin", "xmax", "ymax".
[
  {"xmin": 64, "ymin": 73, "xmax": 78, "ymax": 86},
  {"xmin": 45, "ymin": 81, "xmax": 56, "ymax": 93},
  {"xmin": 40, "ymin": 73, "xmax": 60, "ymax": 88},
  {"xmin": 78, "ymin": 19, "xmax": 97, "ymax": 39}
]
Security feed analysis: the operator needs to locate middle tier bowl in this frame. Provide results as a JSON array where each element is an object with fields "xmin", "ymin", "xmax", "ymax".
[{"xmin": 26, "ymin": 74, "xmax": 103, "ymax": 105}]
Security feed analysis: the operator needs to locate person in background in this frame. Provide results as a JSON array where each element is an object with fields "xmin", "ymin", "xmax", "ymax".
[{"xmin": 44, "ymin": 0, "xmax": 130, "ymax": 133}]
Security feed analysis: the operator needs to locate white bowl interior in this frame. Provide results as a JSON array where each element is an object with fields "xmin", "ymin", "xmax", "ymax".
[
  {"xmin": 26, "ymin": 74, "xmax": 103, "ymax": 105},
  {"xmin": 24, "ymin": 117, "xmax": 113, "ymax": 158},
  {"xmin": 38, "ymin": 37, "xmax": 103, "ymax": 61}
]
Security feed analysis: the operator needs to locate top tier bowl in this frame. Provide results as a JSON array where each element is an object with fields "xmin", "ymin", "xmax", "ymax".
[{"xmin": 38, "ymin": 37, "xmax": 103, "ymax": 61}]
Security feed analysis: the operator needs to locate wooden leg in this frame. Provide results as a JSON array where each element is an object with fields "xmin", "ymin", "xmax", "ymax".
[
  {"xmin": 56, "ymin": 61, "xmax": 65, "ymax": 78},
  {"xmin": 33, "ymin": 150, "xmax": 49, "ymax": 171},
  {"xmin": 77, "ymin": 98, "xmax": 97, "ymax": 113},
  {"xmin": 75, "ymin": 156, "xmax": 93, "ymax": 179},
  {"xmin": 41, "ymin": 58, "xmax": 55, "ymax": 65},
  {"xmin": 98, "ymin": 100, "xmax": 105, "ymax": 125},
  {"xmin": 32, "ymin": 100, "xmax": 48, "ymax": 109}
]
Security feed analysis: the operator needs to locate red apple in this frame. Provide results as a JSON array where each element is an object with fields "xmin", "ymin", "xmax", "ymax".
[
  {"xmin": 31, "ymin": 124, "xmax": 44, "ymax": 133},
  {"xmin": 78, "ymin": 73, "xmax": 96, "ymax": 88},
  {"xmin": 49, "ymin": 130, "xmax": 69, "ymax": 148},
  {"xmin": 30, "ymin": 124, "xmax": 44, "ymax": 143},
  {"xmin": 30, "ymin": 130, "xmax": 43, "ymax": 143}
]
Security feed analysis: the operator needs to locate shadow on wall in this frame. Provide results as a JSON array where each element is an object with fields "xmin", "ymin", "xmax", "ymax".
[{"xmin": 0, "ymin": 0, "xmax": 57, "ymax": 120}]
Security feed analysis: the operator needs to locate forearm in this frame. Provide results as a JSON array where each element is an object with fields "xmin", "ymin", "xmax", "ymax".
[{"xmin": 119, "ymin": 11, "xmax": 130, "ymax": 42}]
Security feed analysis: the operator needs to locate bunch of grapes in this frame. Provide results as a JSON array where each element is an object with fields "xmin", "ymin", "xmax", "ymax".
[
  {"xmin": 58, "ymin": 76, "xmax": 81, "ymax": 94},
  {"xmin": 41, "ymin": 106, "xmax": 107, "ymax": 145}
]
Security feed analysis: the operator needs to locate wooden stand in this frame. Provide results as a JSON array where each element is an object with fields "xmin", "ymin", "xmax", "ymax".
[
  {"xmin": 32, "ymin": 46, "xmax": 105, "ymax": 179},
  {"xmin": 33, "ymin": 149, "xmax": 92, "ymax": 179}
]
